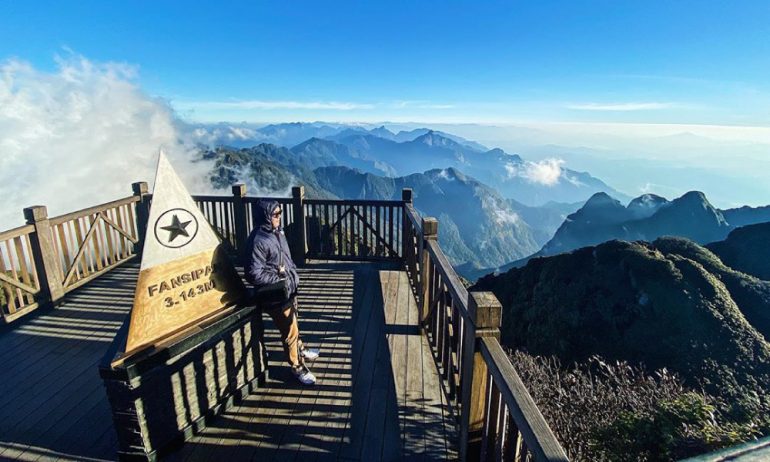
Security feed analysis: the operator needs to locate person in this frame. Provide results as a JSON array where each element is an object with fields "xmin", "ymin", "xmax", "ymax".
[{"xmin": 244, "ymin": 199, "xmax": 319, "ymax": 385}]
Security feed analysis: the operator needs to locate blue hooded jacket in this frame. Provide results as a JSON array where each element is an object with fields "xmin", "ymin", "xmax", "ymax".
[{"xmin": 243, "ymin": 199, "xmax": 299, "ymax": 303}]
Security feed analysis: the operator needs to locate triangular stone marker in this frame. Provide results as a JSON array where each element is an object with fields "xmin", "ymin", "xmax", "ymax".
[{"xmin": 120, "ymin": 152, "xmax": 245, "ymax": 361}]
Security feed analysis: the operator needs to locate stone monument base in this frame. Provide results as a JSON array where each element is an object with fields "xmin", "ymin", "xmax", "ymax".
[{"xmin": 99, "ymin": 305, "xmax": 266, "ymax": 461}]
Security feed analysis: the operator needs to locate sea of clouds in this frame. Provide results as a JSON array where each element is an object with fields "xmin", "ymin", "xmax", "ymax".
[{"xmin": 0, "ymin": 54, "xmax": 222, "ymax": 228}]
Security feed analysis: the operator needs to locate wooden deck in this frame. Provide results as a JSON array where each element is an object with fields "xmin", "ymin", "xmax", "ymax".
[{"xmin": 0, "ymin": 260, "xmax": 457, "ymax": 461}]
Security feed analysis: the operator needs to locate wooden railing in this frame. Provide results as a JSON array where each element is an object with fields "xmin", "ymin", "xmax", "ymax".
[
  {"xmin": 0, "ymin": 182, "xmax": 569, "ymax": 460},
  {"xmin": 51, "ymin": 196, "xmax": 141, "ymax": 293},
  {"xmin": 0, "ymin": 183, "xmax": 408, "ymax": 322},
  {"xmin": 0, "ymin": 223, "xmax": 41, "ymax": 322},
  {"xmin": 1, "ymin": 196, "xmax": 142, "ymax": 323},
  {"xmin": 402, "ymin": 205, "xmax": 569, "ymax": 461},
  {"xmin": 304, "ymin": 198, "xmax": 404, "ymax": 261}
]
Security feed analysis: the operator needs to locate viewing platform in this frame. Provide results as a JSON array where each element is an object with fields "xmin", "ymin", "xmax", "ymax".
[
  {"xmin": 0, "ymin": 184, "xmax": 569, "ymax": 461},
  {"xmin": 0, "ymin": 260, "xmax": 455, "ymax": 461}
]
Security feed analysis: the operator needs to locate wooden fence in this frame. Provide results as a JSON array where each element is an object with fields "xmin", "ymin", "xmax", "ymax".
[
  {"xmin": 402, "ymin": 204, "xmax": 570, "ymax": 461},
  {"xmin": 0, "ymin": 182, "xmax": 570, "ymax": 461},
  {"xmin": 1, "ymin": 195, "xmax": 142, "ymax": 323},
  {"xmin": 0, "ymin": 183, "xmax": 404, "ymax": 323},
  {"xmin": 0, "ymin": 223, "xmax": 41, "ymax": 322}
]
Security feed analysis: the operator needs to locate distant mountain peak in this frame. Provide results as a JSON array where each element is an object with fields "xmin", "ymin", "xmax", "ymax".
[
  {"xmin": 678, "ymin": 190, "xmax": 709, "ymax": 204},
  {"xmin": 627, "ymin": 193, "xmax": 669, "ymax": 219},
  {"xmin": 413, "ymin": 130, "xmax": 461, "ymax": 148},
  {"xmin": 583, "ymin": 192, "xmax": 622, "ymax": 208}
]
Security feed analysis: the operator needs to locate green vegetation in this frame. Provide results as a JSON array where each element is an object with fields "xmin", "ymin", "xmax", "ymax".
[
  {"xmin": 475, "ymin": 238, "xmax": 770, "ymax": 460},
  {"xmin": 512, "ymin": 351, "xmax": 761, "ymax": 461},
  {"xmin": 204, "ymin": 145, "xmax": 333, "ymax": 199},
  {"xmin": 708, "ymin": 222, "xmax": 770, "ymax": 281}
]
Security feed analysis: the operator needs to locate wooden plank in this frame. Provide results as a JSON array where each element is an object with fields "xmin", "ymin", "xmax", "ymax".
[
  {"xmin": 90, "ymin": 214, "xmax": 104, "ymax": 272},
  {"xmin": 360, "ymin": 268, "xmax": 400, "ymax": 462},
  {"xmin": 181, "ymin": 266, "xmax": 356, "ymax": 462},
  {"xmin": 18, "ymin": 376, "xmax": 108, "ymax": 461},
  {"xmin": 4, "ymin": 238, "xmax": 24, "ymax": 311},
  {"xmin": 102, "ymin": 210, "xmax": 117, "ymax": 267},
  {"xmin": 71, "ymin": 216, "xmax": 88, "ymax": 281},
  {"xmin": 420, "ymin": 323, "xmax": 454, "ymax": 460},
  {"xmin": 48, "ymin": 195, "xmax": 139, "ymax": 226},
  {"xmin": 0, "ymin": 241, "xmax": 15, "ymax": 314},
  {"xmin": 334, "ymin": 205, "xmax": 343, "ymax": 256},
  {"xmin": 388, "ymin": 206, "xmax": 394, "ymax": 258},
  {"xmin": 335, "ymin": 265, "xmax": 386, "ymax": 460},
  {"xmin": 13, "ymin": 236, "xmax": 34, "ymax": 306},
  {"xmin": 404, "ymin": 270, "xmax": 426, "ymax": 458},
  {"xmin": 127, "ymin": 200, "xmax": 137, "ymax": 242},
  {"xmin": 322, "ymin": 205, "xmax": 329, "ymax": 257},
  {"xmin": 0, "ymin": 270, "xmax": 37, "ymax": 295},
  {"xmin": 283, "ymin": 268, "xmax": 355, "ymax": 457},
  {"xmin": 392, "ymin": 268, "xmax": 409, "ymax": 452},
  {"xmin": 100, "ymin": 207, "xmax": 138, "ymax": 247},
  {"xmin": 57, "ymin": 222, "xmax": 72, "ymax": 279},
  {"xmin": 0, "ymin": 291, "xmax": 129, "ymax": 461}
]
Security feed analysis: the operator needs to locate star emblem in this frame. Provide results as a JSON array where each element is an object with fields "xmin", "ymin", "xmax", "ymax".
[{"xmin": 161, "ymin": 214, "xmax": 192, "ymax": 243}]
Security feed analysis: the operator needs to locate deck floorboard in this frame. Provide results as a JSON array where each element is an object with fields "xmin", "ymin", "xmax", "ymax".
[{"xmin": 0, "ymin": 260, "xmax": 457, "ymax": 461}]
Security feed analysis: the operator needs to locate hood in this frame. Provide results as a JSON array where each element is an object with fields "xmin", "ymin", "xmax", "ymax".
[{"xmin": 254, "ymin": 199, "xmax": 280, "ymax": 233}]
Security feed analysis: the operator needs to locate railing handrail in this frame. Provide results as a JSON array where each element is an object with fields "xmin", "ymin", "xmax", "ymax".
[
  {"xmin": 425, "ymin": 239, "xmax": 471, "ymax": 319},
  {"xmin": 49, "ymin": 195, "xmax": 140, "ymax": 226},
  {"xmin": 0, "ymin": 223, "xmax": 35, "ymax": 242},
  {"xmin": 404, "ymin": 203, "xmax": 423, "ymax": 235},
  {"xmin": 242, "ymin": 196, "xmax": 293, "ymax": 203},
  {"xmin": 305, "ymin": 198, "xmax": 406, "ymax": 207},
  {"xmin": 401, "ymin": 202, "xmax": 569, "ymax": 461},
  {"xmin": 190, "ymin": 194, "xmax": 235, "ymax": 202},
  {"xmin": 480, "ymin": 337, "xmax": 570, "ymax": 461}
]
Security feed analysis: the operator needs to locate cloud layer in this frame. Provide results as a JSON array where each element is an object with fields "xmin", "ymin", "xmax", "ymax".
[
  {"xmin": 505, "ymin": 159, "xmax": 565, "ymax": 186},
  {"xmin": 0, "ymin": 55, "xmax": 215, "ymax": 228}
]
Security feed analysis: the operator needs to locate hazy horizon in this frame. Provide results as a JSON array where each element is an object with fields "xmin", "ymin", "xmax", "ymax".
[{"xmin": 2, "ymin": 1, "xmax": 769, "ymax": 225}]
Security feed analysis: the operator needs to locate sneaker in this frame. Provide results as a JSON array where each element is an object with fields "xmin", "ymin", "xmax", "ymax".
[
  {"xmin": 301, "ymin": 347, "xmax": 320, "ymax": 360},
  {"xmin": 292, "ymin": 365, "xmax": 317, "ymax": 385}
]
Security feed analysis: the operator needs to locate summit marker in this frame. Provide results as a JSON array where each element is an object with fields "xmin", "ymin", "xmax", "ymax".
[{"xmin": 119, "ymin": 152, "xmax": 245, "ymax": 360}]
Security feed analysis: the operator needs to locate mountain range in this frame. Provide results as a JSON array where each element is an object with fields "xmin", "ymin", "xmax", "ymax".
[
  {"xmin": 538, "ymin": 191, "xmax": 770, "ymax": 258},
  {"xmin": 472, "ymin": 234, "xmax": 770, "ymax": 422},
  {"xmin": 193, "ymin": 122, "xmax": 629, "ymax": 206},
  {"xmin": 199, "ymin": 123, "xmax": 770, "ymax": 285},
  {"xmin": 205, "ymin": 142, "xmax": 568, "ymax": 271}
]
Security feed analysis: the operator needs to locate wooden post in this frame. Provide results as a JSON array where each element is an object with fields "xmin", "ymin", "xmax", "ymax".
[
  {"xmin": 23, "ymin": 205, "xmax": 65, "ymax": 306},
  {"xmin": 460, "ymin": 291, "xmax": 502, "ymax": 462},
  {"xmin": 132, "ymin": 182, "xmax": 150, "ymax": 254},
  {"xmin": 292, "ymin": 186, "xmax": 307, "ymax": 266},
  {"xmin": 420, "ymin": 217, "xmax": 438, "ymax": 325},
  {"xmin": 231, "ymin": 183, "xmax": 248, "ymax": 255},
  {"xmin": 401, "ymin": 188, "xmax": 413, "ymax": 258}
]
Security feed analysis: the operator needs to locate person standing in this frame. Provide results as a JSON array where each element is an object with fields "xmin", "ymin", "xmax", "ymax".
[{"xmin": 244, "ymin": 199, "xmax": 319, "ymax": 385}]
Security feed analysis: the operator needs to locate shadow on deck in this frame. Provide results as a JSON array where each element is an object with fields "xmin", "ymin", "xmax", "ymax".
[{"xmin": 0, "ymin": 261, "xmax": 457, "ymax": 461}]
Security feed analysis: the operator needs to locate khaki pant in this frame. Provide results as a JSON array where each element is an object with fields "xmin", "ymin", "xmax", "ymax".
[{"xmin": 266, "ymin": 297, "xmax": 305, "ymax": 368}]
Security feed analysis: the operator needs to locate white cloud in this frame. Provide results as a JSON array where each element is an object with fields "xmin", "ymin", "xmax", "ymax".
[
  {"xmin": 436, "ymin": 168, "xmax": 454, "ymax": 181},
  {"xmin": 493, "ymin": 209, "xmax": 520, "ymax": 225},
  {"xmin": 180, "ymin": 100, "xmax": 373, "ymax": 111},
  {"xmin": 505, "ymin": 158, "xmax": 565, "ymax": 186},
  {"xmin": 566, "ymin": 102, "xmax": 675, "ymax": 111},
  {"xmin": 0, "ymin": 54, "xmax": 217, "ymax": 228}
]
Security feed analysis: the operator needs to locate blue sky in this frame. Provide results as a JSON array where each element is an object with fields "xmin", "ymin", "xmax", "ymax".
[{"xmin": 2, "ymin": 1, "xmax": 770, "ymax": 125}]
